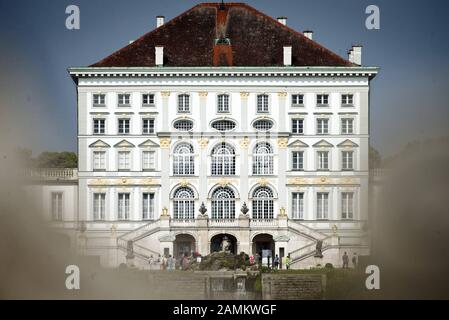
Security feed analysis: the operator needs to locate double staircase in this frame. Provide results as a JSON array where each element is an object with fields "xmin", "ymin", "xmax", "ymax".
[
  {"xmin": 115, "ymin": 217, "xmax": 341, "ymax": 268},
  {"xmin": 287, "ymin": 220, "xmax": 339, "ymax": 266},
  {"xmin": 117, "ymin": 220, "xmax": 161, "ymax": 263}
]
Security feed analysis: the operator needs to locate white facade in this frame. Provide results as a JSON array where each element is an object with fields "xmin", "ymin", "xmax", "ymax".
[{"xmin": 35, "ymin": 66, "xmax": 375, "ymax": 269}]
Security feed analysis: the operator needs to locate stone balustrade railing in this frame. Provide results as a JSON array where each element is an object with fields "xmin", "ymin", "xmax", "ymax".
[{"xmin": 25, "ymin": 168, "xmax": 78, "ymax": 180}]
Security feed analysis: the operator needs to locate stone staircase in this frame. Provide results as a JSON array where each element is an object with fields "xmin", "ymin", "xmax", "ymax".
[{"xmin": 117, "ymin": 220, "xmax": 162, "ymax": 263}]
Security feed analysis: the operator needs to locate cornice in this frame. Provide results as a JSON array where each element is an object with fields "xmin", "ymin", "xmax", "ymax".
[{"xmin": 68, "ymin": 66, "xmax": 379, "ymax": 80}]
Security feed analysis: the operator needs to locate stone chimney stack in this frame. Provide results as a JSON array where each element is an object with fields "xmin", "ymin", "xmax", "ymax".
[
  {"xmin": 303, "ymin": 30, "xmax": 313, "ymax": 40},
  {"xmin": 156, "ymin": 16, "xmax": 165, "ymax": 28},
  {"xmin": 277, "ymin": 17, "xmax": 287, "ymax": 26},
  {"xmin": 349, "ymin": 45, "xmax": 362, "ymax": 65}
]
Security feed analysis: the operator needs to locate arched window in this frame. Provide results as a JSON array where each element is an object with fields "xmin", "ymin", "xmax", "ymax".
[
  {"xmin": 173, "ymin": 143, "xmax": 195, "ymax": 175},
  {"xmin": 252, "ymin": 142, "xmax": 274, "ymax": 175},
  {"xmin": 173, "ymin": 187, "xmax": 195, "ymax": 220},
  {"xmin": 211, "ymin": 187, "xmax": 235, "ymax": 220},
  {"xmin": 252, "ymin": 186, "xmax": 274, "ymax": 220},
  {"xmin": 211, "ymin": 143, "xmax": 236, "ymax": 175}
]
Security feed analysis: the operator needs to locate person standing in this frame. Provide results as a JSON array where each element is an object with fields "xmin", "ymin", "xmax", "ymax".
[
  {"xmin": 161, "ymin": 254, "xmax": 168, "ymax": 270},
  {"xmin": 182, "ymin": 253, "xmax": 190, "ymax": 270},
  {"xmin": 285, "ymin": 255, "xmax": 291, "ymax": 270},
  {"xmin": 352, "ymin": 252, "xmax": 358, "ymax": 269},
  {"xmin": 148, "ymin": 255, "xmax": 154, "ymax": 270},
  {"xmin": 342, "ymin": 252, "xmax": 349, "ymax": 269},
  {"xmin": 274, "ymin": 254, "xmax": 280, "ymax": 270},
  {"xmin": 167, "ymin": 255, "xmax": 174, "ymax": 271}
]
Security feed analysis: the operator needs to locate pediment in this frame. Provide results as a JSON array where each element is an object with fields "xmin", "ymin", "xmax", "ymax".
[
  {"xmin": 138, "ymin": 139, "xmax": 160, "ymax": 148},
  {"xmin": 114, "ymin": 140, "xmax": 135, "ymax": 148},
  {"xmin": 89, "ymin": 140, "xmax": 110, "ymax": 148},
  {"xmin": 337, "ymin": 139, "xmax": 359, "ymax": 148},
  {"xmin": 313, "ymin": 139, "xmax": 334, "ymax": 148},
  {"xmin": 288, "ymin": 139, "xmax": 309, "ymax": 148}
]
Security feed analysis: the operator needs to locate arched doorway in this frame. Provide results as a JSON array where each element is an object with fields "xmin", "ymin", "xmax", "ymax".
[
  {"xmin": 252, "ymin": 233, "xmax": 275, "ymax": 257},
  {"xmin": 174, "ymin": 234, "xmax": 196, "ymax": 259},
  {"xmin": 210, "ymin": 233, "xmax": 238, "ymax": 254}
]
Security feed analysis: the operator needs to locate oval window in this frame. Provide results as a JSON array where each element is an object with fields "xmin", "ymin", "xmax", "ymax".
[
  {"xmin": 253, "ymin": 119, "xmax": 274, "ymax": 131},
  {"xmin": 211, "ymin": 120, "xmax": 236, "ymax": 132},
  {"xmin": 173, "ymin": 119, "xmax": 194, "ymax": 131}
]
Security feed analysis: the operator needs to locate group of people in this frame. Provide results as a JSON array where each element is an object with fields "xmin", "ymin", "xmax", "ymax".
[
  {"xmin": 342, "ymin": 252, "xmax": 358, "ymax": 269},
  {"xmin": 248, "ymin": 252, "xmax": 292, "ymax": 270},
  {"xmin": 148, "ymin": 252, "xmax": 201, "ymax": 271}
]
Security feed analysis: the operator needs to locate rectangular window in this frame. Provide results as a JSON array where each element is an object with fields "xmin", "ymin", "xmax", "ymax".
[
  {"xmin": 292, "ymin": 119, "xmax": 304, "ymax": 134},
  {"xmin": 318, "ymin": 151, "xmax": 329, "ymax": 170},
  {"xmin": 51, "ymin": 192, "xmax": 63, "ymax": 221},
  {"xmin": 178, "ymin": 94, "xmax": 190, "ymax": 113},
  {"xmin": 142, "ymin": 151, "xmax": 155, "ymax": 170},
  {"xmin": 118, "ymin": 193, "xmax": 130, "ymax": 220},
  {"xmin": 217, "ymin": 94, "xmax": 230, "ymax": 113},
  {"xmin": 257, "ymin": 94, "xmax": 269, "ymax": 113},
  {"xmin": 118, "ymin": 151, "xmax": 131, "ymax": 171},
  {"xmin": 93, "ymin": 151, "xmax": 106, "ymax": 171},
  {"xmin": 341, "ymin": 118, "xmax": 354, "ymax": 134},
  {"xmin": 142, "ymin": 93, "xmax": 155, "ymax": 106},
  {"xmin": 341, "ymin": 192, "xmax": 354, "ymax": 219},
  {"xmin": 93, "ymin": 119, "xmax": 105, "ymax": 134},
  {"xmin": 292, "ymin": 151, "xmax": 304, "ymax": 171},
  {"xmin": 118, "ymin": 119, "xmax": 130, "ymax": 134},
  {"xmin": 142, "ymin": 118, "xmax": 155, "ymax": 134},
  {"xmin": 93, "ymin": 193, "xmax": 106, "ymax": 220},
  {"xmin": 292, "ymin": 94, "xmax": 304, "ymax": 106},
  {"xmin": 342, "ymin": 151, "xmax": 354, "ymax": 170},
  {"xmin": 118, "ymin": 94, "xmax": 131, "ymax": 106},
  {"xmin": 142, "ymin": 193, "xmax": 155, "ymax": 220},
  {"xmin": 317, "ymin": 119, "xmax": 329, "ymax": 135},
  {"xmin": 342, "ymin": 94, "xmax": 354, "ymax": 105},
  {"xmin": 93, "ymin": 94, "xmax": 105, "ymax": 106},
  {"xmin": 317, "ymin": 193, "xmax": 329, "ymax": 219},
  {"xmin": 317, "ymin": 94, "xmax": 329, "ymax": 106},
  {"xmin": 292, "ymin": 192, "xmax": 304, "ymax": 219}
]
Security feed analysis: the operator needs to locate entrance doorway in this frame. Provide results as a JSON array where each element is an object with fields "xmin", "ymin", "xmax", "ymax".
[
  {"xmin": 252, "ymin": 233, "xmax": 275, "ymax": 257},
  {"xmin": 174, "ymin": 234, "xmax": 196, "ymax": 259}
]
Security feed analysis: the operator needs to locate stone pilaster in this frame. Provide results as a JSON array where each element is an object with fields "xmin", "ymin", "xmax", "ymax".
[
  {"xmin": 160, "ymin": 138, "xmax": 171, "ymax": 212},
  {"xmin": 239, "ymin": 138, "xmax": 250, "ymax": 203},
  {"xmin": 240, "ymin": 92, "xmax": 249, "ymax": 131},
  {"xmin": 278, "ymin": 92, "xmax": 287, "ymax": 132},
  {"xmin": 277, "ymin": 138, "xmax": 288, "ymax": 214},
  {"xmin": 161, "ymin": 91, "xmax": 170, "ymax": 132}
]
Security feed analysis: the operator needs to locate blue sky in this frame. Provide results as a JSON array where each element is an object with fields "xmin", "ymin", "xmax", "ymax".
[{"xmin": 1, "ymin": 0, "xmax": 448, "ymax": 157}]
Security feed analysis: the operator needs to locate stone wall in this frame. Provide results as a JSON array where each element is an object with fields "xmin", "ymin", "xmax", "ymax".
[{"xmin": 262, "ymin": 274, "xmax": 326, "ymax": 300}]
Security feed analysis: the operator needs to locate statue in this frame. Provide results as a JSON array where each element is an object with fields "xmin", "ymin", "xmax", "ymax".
[
  {"xmin": 126, "ymin": 240, "xmax": 134, "ymax": 259},
  {"xmin": 220, "ymin": 236, "xmax": 232, "ymax": 253},
  {"xmin": 314, "ymin": 240, "xmax": 323, "ymax": 258}
]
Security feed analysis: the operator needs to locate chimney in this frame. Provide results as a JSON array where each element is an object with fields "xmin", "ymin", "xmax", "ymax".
[
  {"xmin": 155, "ymin": 46, "xmax": 164, "ymax": 66},
  {"xmin": 129, "ymin": 40, "xmax": 134, "ymax": 44},
  {"xmin": 156, "ymin": 16, "xmax": 165, "ymax": 28},
  {"xmin": 283, "ymin": 46, "xmax": 292, "ymax": 66},
  {"xmin": 277, "ymin": 17, "xmax": 287, "ymax": 26},
  {"xmin": 303, "ymin": 30, "xmax": 313, "ymax": 40},
  {"xmin": 349, "ymin": 45, "xmax": 362, "ymax": 65}
]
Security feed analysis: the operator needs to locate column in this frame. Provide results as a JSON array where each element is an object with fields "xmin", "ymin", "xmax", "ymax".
[{"xmin": 239, "ymin": 138, "xmax": 249, "ymax": 204}]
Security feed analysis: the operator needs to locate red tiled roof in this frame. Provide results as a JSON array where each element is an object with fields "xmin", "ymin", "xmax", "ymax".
[{"xmin": 91, "ymin": 2, "xmax": 354, "ymax": 67}]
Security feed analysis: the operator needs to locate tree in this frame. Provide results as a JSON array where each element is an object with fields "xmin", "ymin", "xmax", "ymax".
[
  {"xmin": 35, "ymin": 152, "xmax": 77, "ymax": 168},
  {"xmin": 369, "ymin": 145, "xmax": 382, "ymax": 169}
]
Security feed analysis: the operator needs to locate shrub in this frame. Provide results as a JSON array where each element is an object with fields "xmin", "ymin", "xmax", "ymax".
[{"xmin": 325, "ymin": 263, "xmax": 334, "ymax": 269}]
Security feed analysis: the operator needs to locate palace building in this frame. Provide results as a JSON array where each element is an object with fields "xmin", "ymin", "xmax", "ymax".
[{"xmin": 28, "ymin": 2, "xmax": 378, "ymax": 268}]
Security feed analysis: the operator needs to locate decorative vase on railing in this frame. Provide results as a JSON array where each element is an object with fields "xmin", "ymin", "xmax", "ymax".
[
  {"xmin": 199, "ymin": 202, "xmax": 207, "ymax": 216},
  {"xmin": 240, "ymin": 202, "xmax": 249, "ymax": 215}
]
